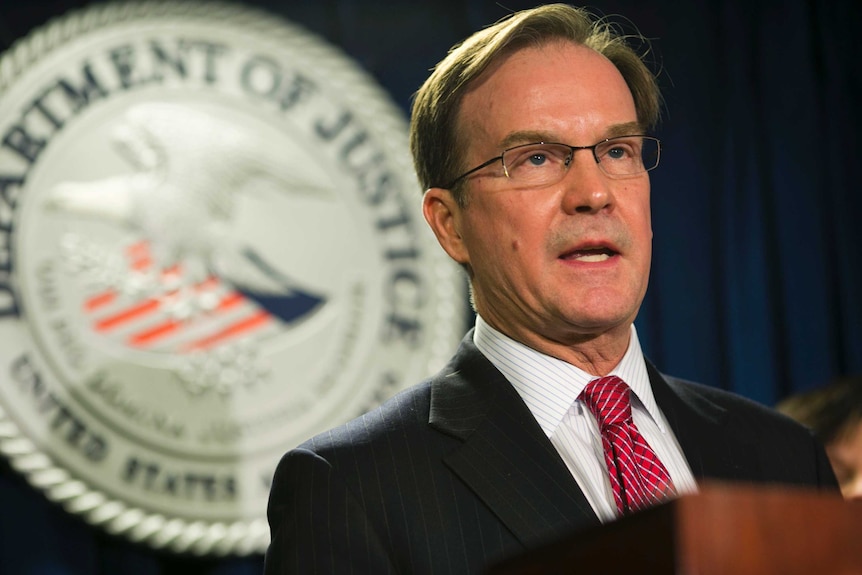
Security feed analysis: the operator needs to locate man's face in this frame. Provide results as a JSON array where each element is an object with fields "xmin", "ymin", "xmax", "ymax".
[{"xmin": 424, "ymin": 41, "xmax": 653, "ymax": 354}]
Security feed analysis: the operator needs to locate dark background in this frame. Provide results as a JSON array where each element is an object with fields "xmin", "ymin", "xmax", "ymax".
[{"xmin": 0, "ymin": 0, "xmax": 860, "ymax": 573}]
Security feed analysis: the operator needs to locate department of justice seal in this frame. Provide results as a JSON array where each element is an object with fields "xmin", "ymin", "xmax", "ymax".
[{"xmin": 0, "ymin": 1, "xmax": 466, "ymax": 555}]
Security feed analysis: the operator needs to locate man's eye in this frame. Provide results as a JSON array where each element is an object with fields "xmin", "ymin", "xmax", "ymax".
[
  {"xmin": 607, "ymin": 146, "xmax": 628, "ymax": 159},
  {"xmin": 528, "ymin": 153, "xmax": 548, "ymax": 166}
]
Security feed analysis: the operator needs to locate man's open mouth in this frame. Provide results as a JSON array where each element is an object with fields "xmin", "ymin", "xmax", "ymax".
[{"xmin": 560, "ymin": 246, "xmax": 617, "ymax": 262}]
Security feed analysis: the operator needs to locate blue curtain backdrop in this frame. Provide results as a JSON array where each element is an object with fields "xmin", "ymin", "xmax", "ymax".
[{"xmin": 0, "ymin": 0, "xmax": 859, "ymax": 573}]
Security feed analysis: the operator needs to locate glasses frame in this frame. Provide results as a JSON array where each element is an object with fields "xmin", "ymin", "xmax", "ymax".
[{"xmin": 439, "ymin": 135, "xmax": 662, "ymax": 190}]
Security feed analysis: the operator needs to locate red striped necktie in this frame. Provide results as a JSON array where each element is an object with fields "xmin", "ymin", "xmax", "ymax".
[{"xmin": 580, "ymin": 375, "xmax": 676, "ymax": 515}]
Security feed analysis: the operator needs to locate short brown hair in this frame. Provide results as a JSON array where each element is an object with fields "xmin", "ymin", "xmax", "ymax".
[{"xmin": 409, "ymin": 3, "xmax": 661, "ymax": 205}]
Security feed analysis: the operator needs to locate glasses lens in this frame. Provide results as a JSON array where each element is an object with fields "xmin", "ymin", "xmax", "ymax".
[
  {"xmin": 596, "ymin": 137, "xmax": 660, "ymax": 176},
  {"xmin": 502, "ymin": 143, "xmax": 573, "ymax": 187}
]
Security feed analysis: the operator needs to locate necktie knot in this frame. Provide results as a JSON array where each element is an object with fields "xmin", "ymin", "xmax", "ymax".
[{"xmin": 580, "ymin": 375, "xmax": 632, "ymax": 428}]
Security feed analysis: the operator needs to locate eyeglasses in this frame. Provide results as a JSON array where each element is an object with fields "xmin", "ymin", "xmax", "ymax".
[{"xmin": 440, "ymin": 135, "xmax": 661, "ymax": 189}]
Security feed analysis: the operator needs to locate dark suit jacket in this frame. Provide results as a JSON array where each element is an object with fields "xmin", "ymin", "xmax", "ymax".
[{"xmin": 264, "ymin": 332, "xmax": 838, "ymax": 574}]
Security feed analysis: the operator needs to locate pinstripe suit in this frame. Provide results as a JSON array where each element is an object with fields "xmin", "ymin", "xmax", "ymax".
[{"xmin": 264, "ymin": 331, "xmax": 838, "ymax": 574}]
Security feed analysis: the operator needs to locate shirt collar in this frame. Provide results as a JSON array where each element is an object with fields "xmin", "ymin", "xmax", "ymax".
[{"xmin": 473, "ymin": 315, "xmax": 664, "ymax": 437}]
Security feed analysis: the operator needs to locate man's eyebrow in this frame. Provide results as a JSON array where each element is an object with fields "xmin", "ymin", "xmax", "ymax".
[
  {"xmin": 498, "ymin": 122, "xmax": 647, "ymax": 149},
  {"xmin": 499, "ymin": 130, "xmax": 554, "ymax": 149},
  {"xmin": 604, "ymin": 122, "xmax": 645, "ymax": 138}
]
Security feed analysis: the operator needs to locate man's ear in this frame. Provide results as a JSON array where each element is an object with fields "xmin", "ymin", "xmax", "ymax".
[{"xmin": 422, "ymin": 187, "xmax": 470, "ymax": 265}]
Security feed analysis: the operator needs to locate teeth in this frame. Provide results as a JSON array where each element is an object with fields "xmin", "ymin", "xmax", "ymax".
[{"xmin": 576, "ymin": 253, "xmax": 611, "ymax": 262}]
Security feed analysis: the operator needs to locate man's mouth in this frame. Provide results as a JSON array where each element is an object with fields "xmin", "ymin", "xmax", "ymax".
[{"xmin": 560, "ymin": 247, "xmax": 618, "ymax": 262}]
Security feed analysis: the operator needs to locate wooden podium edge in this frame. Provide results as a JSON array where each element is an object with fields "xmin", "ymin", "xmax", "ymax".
[{"xmin": 485, "ymin": 482, "xmax": 857, "ymax": 575}]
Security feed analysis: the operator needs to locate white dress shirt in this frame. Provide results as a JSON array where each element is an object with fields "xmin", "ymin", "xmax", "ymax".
[{"xmin": 473, "ymin": 315, "xmax": 698, "ymax": 522}]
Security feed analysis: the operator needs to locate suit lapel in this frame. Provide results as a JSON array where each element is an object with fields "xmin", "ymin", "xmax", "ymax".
[
  {"xmin": 647, "ymin": 362, "xmax": 763, "ymax": 482},
  {"xmin": 429, "ymin": 334, "xmax": 600, "ymax": 547}
]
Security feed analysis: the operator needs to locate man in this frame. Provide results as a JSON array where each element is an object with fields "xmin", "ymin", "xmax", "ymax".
[
  {"xmin": 265, "ymin": 5, "xmax": 837, "ymax": 573},
  {"xmin": 778, "ymin": 376, "xmax": 862, "ymax": 499}
]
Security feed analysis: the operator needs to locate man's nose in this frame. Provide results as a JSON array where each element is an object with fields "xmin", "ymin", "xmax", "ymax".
[{"xmin": 560, "ymin": 150, "xmax": 613, "ymax": 214}]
